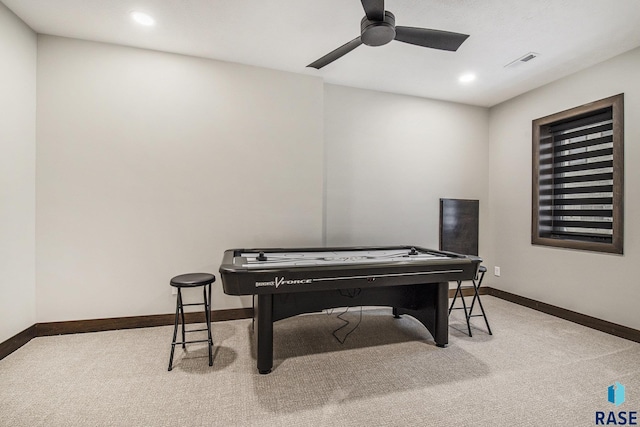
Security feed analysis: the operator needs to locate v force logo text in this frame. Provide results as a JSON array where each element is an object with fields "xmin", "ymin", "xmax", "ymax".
[{"xmin": 255, "ymin": 277, "xmax": 313, "ymax": 288}]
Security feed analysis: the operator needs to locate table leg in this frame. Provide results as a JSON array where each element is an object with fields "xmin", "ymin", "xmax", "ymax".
[
  {"xmin": 383, "ymin": 282, "xmax": 448, "ymax": 348},
  {"xmin": 435, "ymin": 281, "xmax": 448, "ymax": 347},
  {"xmin": 256, "ymin": 293, "xmax": 273, "ymax": 374}
]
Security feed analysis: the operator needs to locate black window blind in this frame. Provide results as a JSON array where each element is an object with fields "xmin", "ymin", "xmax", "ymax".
[{"xmin": 537, "ymin": 107, "xmax": 614, "ymax": 244}]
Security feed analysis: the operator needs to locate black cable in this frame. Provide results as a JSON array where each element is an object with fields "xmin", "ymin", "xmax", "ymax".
[
  {"xmin": 331, "ymin": 306, "xmax": 363, "ymax": 344},
  {"xmin": 327, "ymin": 288, "xmax": 363, "ymax": 344}
]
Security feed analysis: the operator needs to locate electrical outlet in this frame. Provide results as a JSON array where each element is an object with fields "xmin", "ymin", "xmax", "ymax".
[
  {"xmin": 494, "ymin": 266, "xmax": 501, "ymax": 277},
  {"xmin": 171, "ymin": 287, "xmax": 177, "ymax": 295}
]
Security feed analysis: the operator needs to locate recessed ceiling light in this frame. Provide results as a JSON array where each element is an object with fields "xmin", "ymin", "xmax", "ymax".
[
  {"xmin": 131, "ymin": 11, "xmax": 155, "ymax": 26},
  {"xmin": 458, "ymin": 73, "xmax": 476, "ymax": 84}
]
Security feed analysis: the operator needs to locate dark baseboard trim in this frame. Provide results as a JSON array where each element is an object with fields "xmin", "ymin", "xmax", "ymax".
[
  {"xmin": 1, "ymin": 308, "xmax": 253, "ymax": 361},
  {"xmin": 36, "ymin": 307, "xmax": 253, "ymax": 336},
  {"xmin": 4, "ymin": 289, "xmax": 639, "ymax": 360},
  {"xmin": 0, "ymin": 325, "xmax": 37, "ymax": 361},
  {"xmin": 485, "ymin": 287, "xmax": 640, "ymax": 344},
  {"xmin": 448, "ymin": 287, "xmax": 487, "ymax": 298}
]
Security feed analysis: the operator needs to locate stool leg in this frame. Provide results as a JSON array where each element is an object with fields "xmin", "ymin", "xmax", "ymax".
[
  {"xmin": 473, "ymin": 291, "xmax": 492, "ymax": 335},
  {"xmin": 205, "ymin": 283, "xmax": 213, "ymax": 366},
  {"xmin": 449, "ymin": 281, "xmax": 473, "ymax": 337},
  {"xmin": 168, "ymin": 289, "xmax": 181, "ymax": 371},
  {"xmin": 448, "ymin": 281, "xmax": 461, "ymax": 315},
  {"xmin": 468, "ymin": 270, "xmax": 484, "ymax": 315},
  {"xmin": 179, "ymin": 289, "xmax": 186, "ymax": 349},
  {"xmin": 468, "ymin": 271, "xmax": 492, "ymax": 335},
  {"xmin": 458, "ymin": 284, "xmax": 472, "ymax": 337}
]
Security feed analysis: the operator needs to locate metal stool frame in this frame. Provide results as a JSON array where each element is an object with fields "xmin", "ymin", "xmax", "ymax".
[
  {"xmin": 168, "ymin": 276, "xmax": 214, "ymax": 371},
  {"xmin": 448, "ymin": 265, "xmax": 492, "ymax": 337}
]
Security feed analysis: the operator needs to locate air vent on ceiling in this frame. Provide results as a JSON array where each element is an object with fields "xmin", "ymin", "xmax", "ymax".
[{"xmin": 504, "ymin": 52, "xmax": 540, "ymax": 68}]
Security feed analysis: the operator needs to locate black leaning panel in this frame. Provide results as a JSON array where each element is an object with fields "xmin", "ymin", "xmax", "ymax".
[{"xmin": 439, "ymin": 198, "xmax": 479, "ymax": 256}]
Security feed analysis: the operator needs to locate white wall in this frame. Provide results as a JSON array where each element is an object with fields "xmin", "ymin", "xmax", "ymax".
[
  {"xmin": 488, "ymin": 47, "xmax": 640, "ymax": 330},
  {"xmin": 36, "ymin": 36, "xmax": 324, "ymax": 322},
  {"xmin": 324, "ymin": 85, "xmax": 490, "ymax": 258},
  {"xmin": 8, "ymin": 21, "xmax": 638, "ymax": 334},
  {"xmin": 33, "ymin": 36, "xmax": 491, "ymax": 325},
  {"xmin": 0, "ymin": 3, "xmax": 37, "ymax": 342}
]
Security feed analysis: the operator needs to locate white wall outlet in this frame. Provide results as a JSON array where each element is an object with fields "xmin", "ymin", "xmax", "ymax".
[
  {"xmin": 171, "ymin": 287, "xmax": 177, "ymax": 295},
  {"xmin": 494, "ymin": 266, "xmax": 501, "ymax": 277}
]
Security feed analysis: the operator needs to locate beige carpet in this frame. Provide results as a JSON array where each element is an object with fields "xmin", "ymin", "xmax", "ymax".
[{"xmin": 1, "ymin": 296, "xmax": 639, "ymax": 426}]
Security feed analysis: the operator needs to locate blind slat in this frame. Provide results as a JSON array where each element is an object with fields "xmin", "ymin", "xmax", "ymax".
[
  {"xmin": 549, "ymin": 184, "xmax": 613, "ymax": 195},
  {"xmin": 540, "ymin": 197, "xmax": 613, "ymax": 206},
  {"xmin": 539, "ymin": 209, "xmax": 613, "ymax": 217},
  {"xmin": 553, "ymin": 147, "xmax": 612, "ymax": 164},
  {"xmin": 543, "ymin": 230, "xmax": 613, "ymax": 242},
  {"xmin": 539, "ymin": 172, "xmax": 612, "ymax": 186},
  {"xmin": 552, "ymin": 123, "xmax": 612, "ymax": 143},
  {"xmin": 548, "ymin": 110, "xmax": 612, "ymax": 133},
  {"xmin": 546, "ymin": 160, "xmax": 612, "ymax": 174},
  {"xmin": 539, "ymin": 220, "xmax": 613, "ymax": 230}
]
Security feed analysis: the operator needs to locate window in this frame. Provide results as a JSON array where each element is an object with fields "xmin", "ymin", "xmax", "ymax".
[{"xmin": 532, "ymin": 94, "xmax": 624, "ymax": 254}]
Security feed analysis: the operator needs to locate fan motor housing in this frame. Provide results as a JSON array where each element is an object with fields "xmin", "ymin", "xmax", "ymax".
[{"xmin": 361, "ymin": 11, "xmax": 396, "ymax": 46}]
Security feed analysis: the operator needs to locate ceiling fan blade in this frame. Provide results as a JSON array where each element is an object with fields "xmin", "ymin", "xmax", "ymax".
[
  {"xmin": 361, "ymin": 0, "xmax": 384, "ymax": 21},
  {"xmin": 307, "ymin": 37, "xmax": 363, "ymax": 69},
  {"xmin": 395, "ymin": 26, "xmax": 469, "ymax": 51}
]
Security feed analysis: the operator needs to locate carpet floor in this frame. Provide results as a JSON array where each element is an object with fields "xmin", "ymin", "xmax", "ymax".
[{"xmin": 1, "ymin": 296, "xmax": 639, "ymax": 426}]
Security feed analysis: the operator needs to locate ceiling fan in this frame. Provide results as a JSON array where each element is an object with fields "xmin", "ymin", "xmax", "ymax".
[{"xmin": 307, "ymin": 0, "xmax": 470, "ymax": 69}]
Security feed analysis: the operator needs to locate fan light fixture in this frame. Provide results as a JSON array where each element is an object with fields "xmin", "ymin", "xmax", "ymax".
[
  {"xmin": 131, "ymin": 11, "xmax": 155, "ymax": 26},
  {"xmin": 307, "ymin": 0, "xmax": 469, "ymax": 69}
]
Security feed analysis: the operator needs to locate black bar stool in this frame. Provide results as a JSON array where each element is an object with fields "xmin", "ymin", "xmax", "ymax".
[
  {"xmin": 168, "ymin": 273, "xmax": 215, "ymax": 371},
  {"xmin": 448, "ymin": 265, "xmax": 492, "ymax": 337}
]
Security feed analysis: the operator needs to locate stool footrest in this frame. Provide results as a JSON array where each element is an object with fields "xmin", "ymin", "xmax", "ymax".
[
  {"xmin": 185, "ymin": 328, "xmax": 208, "ymax": 333},
  {"xmin": 173, "ymin": 339, "xmax": 211, "ymax": 345},
  {"xmin": 182, "ymin": 302, "xmax": 205, "ymax": 307}
]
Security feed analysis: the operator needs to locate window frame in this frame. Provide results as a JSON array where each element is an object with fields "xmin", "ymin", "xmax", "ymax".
[{"xmin": 531, "ymin": 93, "xmax": 624, "ymax": 254}]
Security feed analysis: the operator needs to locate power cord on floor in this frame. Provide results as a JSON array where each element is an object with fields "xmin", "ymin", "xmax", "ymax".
[{"xmin": 325, "ymin": 288, "xmax": 363, "ymax": 344}]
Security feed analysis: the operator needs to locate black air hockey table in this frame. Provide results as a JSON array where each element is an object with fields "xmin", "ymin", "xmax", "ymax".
[{"xmin": 219, "ymin": 245, "xmax": 481, "ymax": 374}]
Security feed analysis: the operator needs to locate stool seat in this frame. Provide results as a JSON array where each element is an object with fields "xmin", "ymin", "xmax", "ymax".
[{"xmin": 170, "ymin": 273, "xmax": 216, "ymax": 288}]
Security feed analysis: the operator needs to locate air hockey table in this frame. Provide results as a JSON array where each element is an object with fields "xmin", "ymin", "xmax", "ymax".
[{"xmin": 219, "ymin": 245, "xmax": 482, "ymax": 374}]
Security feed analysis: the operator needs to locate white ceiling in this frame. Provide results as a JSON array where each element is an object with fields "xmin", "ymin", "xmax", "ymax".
[{"xmin": 5, "ymin": 0, "xmax": 640, "ymax": 107}]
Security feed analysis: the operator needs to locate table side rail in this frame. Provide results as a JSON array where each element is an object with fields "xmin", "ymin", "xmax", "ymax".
[{"xmin": 220, "ymin": 259, "xmax": 480, "ymax": 295}]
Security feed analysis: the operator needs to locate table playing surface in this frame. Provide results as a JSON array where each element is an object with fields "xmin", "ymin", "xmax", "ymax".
[{"xmin": 238, "ymin": 248, "xmax": 449, "ymax": 268}]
